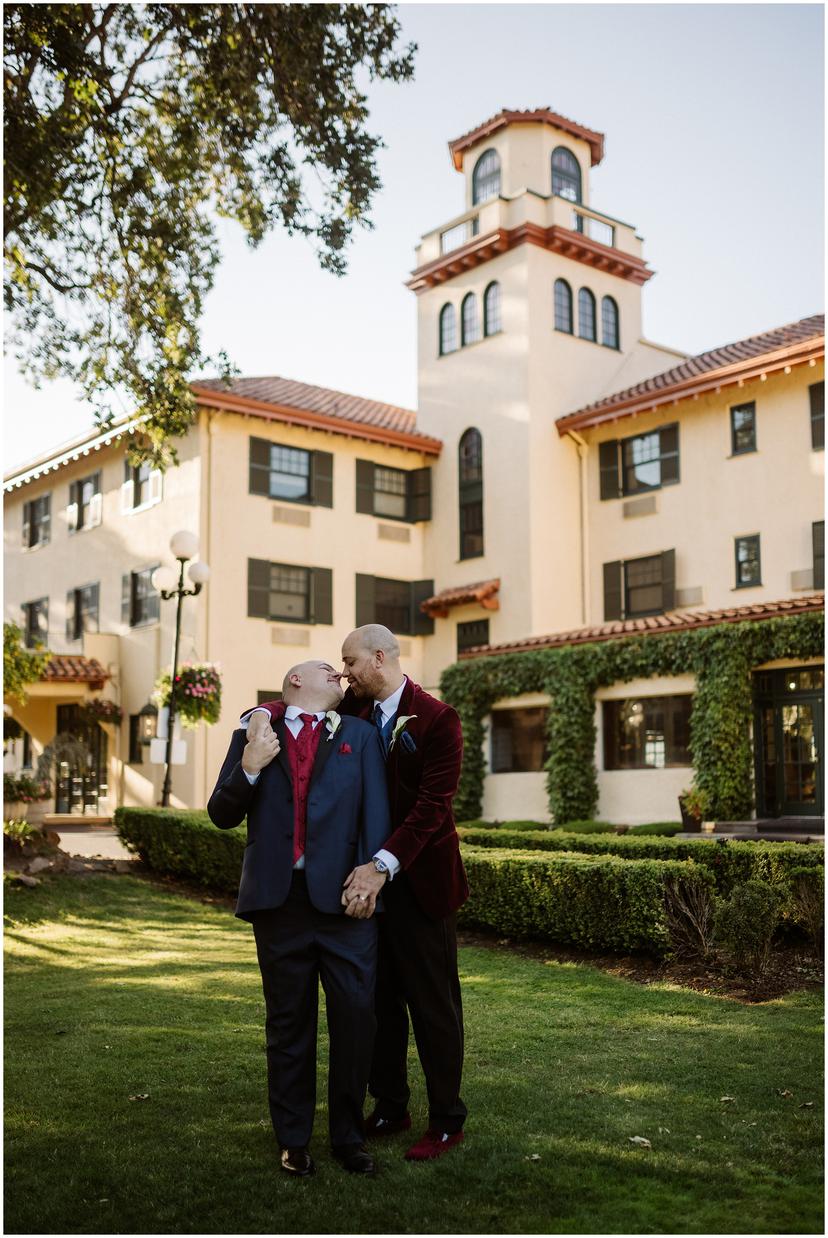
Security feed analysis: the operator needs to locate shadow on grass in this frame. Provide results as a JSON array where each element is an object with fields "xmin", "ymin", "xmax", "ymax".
[{"xmin": 4, "ymin": 874, "xmax": 823, "ymax": 1236}]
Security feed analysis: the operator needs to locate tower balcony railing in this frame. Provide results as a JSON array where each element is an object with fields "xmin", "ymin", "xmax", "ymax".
[{"xmin": 416, "ymin": 194, "xmax": 642, "ymax": 268}]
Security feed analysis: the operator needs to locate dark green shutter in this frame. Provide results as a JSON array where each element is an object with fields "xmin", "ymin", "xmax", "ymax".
[
  {"xmin": 121, "ymin": 574, "xmax": 132, "ymax": 625},
  {"xmin": 599, "ymin": 440, "xmax": 620, "ymax": 500},
  {"xmin": 810, "ymin": 382, "xmax": 825, "ymax": 449},
  {"xmin": 247, "ymin": 558, "xmax": 271, "ymax": 618},
  {"xmin": 659, "ymin": 424, "xmax": 680, "ymax": 485},
  {"xmin": 661, "ymin": 548, "xmax": 676, "ymax": 612},
  {"xmin": 22, "ymin": 501, "xmax": 31, "ymax": 549},
  {"xmin": 66, "ymin": 590, "xmax": 76, "ymax": 641},
  {"xmin": 355, "ymin": 574, "xmax": 376, "ymax": 626},
  {"xmin": 410, "ymin": 580, "xmax": 435, "ymax": 636},
  {"xmin": 406, "ymin": 467, "xmax": 432, "ymax": 522},
  {"xmin": 310, "ymin": 567, "xmax": 333, "ymax": 625},
  {"xmin": 310, "ymin": 451, "xmax": 334, "ymax": 507},
  {"xmin": 603, "ymin": 561, "xmax": 623, "ymax": 620},
  {"xmin": 249, "ymin": 437, "xmax": 271, "ymax": 496},
  {"xmin": 355, "ymin": 460, "xmax": 375, "ymax": 514},
  {"xmin": 813, "ymin": 521, "xmax": 824, "ymax": 589}
]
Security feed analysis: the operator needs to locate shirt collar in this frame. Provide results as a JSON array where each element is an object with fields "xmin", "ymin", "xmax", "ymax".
[
  {"xmin": 374, "ymin": 676, "xmax": 407, "ymax": 722},
  {"xmin": 285, "ymin": 705, "xmax": 325, "ymax": 722}
]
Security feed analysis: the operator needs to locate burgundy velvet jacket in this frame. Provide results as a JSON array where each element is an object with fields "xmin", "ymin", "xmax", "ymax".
[{"xmin": 245, "ymin": 679, "xmax": 469, "ymax": 920}]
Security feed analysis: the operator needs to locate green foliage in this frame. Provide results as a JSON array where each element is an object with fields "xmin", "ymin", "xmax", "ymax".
[
  {"xmin": 114, "ymin": 807, "xmax": 243, "ymax": 891},
  {"xmin": 441, "ymin": 612, "xmax": 824, "ymax": 823},
  {"xmin": 785, "ymin": 865, "xmax": 824, "ymax": 951},
  {"xmin": 4, "ymin": 4, "xmax": 415, "ymax": 466},
  {"xmin": 553, "ymin": 819, "xmax": 617, "ymax": 834},
  {"xmin": 457, "ymin": 827, "xmax": 823, "ymax": 895},
  {"xmin": 628, "ymin": 822, "xmax": 684, "ymax": 836},
  {"xmin": 3, "ymin": 772, "xmax": 51, "ymax": 803},
  {"xmin": 459, "ymin": 845, "xmax": 716, "ymax": 957},
  {"xmin": 3, "ymin": 818, "xmax": 38, "ymax": 842},
  {"xmin": 713, "ymin": 879, "xmax": 783, "ymax": 976},
  {"xmin": 3, "ymin": 621, "xmax": 50, "ymax": 703},
  {"xmin": 457, "ymin": 818, "xmax": 550, "ymax": 831}
]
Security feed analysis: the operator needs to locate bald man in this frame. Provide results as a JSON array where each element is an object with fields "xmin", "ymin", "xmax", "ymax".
[
  {"xmin": 208, "ymin": 659, "xmax": 390, "ymax": 1178},
  {"xmin": 243, "ymin": 627, "xmax": 469, "ymax": 1162}
]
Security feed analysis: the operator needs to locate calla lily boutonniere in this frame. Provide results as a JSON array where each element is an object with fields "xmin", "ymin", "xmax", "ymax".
[
  {"xmin": 389, "ymin": 714, "xmax": 417, "ymax": 751},
  {"xmin": 325, "ymin": 710, "xmax": 342, "ymax": 741}
]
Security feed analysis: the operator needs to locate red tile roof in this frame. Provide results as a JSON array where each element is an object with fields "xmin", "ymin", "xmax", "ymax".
[
  {"xmin": 459, "ymin": 594, "xmax": 824, "ymax": 658},
  {"xmin": 421, "ymin": 579, "xmax": 501, "ymax": 618},
  {"xmin": 43, "ymin": 655, "xmax": 109, "ymax": 685},
  {"xmin": 192, "ymin": 376, "xmax": 442, "ymax": 455},
  {"xmin": 448, "ymin": 108, "xmax": 604, "ymax": 169},
  {"xmin": 557, "ymin": 315, "xmax": 824, "ymax": 433}
]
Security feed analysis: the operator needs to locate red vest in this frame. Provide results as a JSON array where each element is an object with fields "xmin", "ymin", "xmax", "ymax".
[{"xmin": 284, "ymin": 718, "xmax": 324, "ymax": 864}]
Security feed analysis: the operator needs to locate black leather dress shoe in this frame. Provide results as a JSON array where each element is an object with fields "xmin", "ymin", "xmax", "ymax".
[
  {"xmin": 280, "ymin": 1146, "xmax": 315, "ymax": 1177},
  {"xmin": 333, "ymin": 1143, "xmax": 377, "ymax": 1175}
]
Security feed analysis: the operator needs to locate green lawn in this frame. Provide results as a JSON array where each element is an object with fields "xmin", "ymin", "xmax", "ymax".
[{"xmin": 4, "ymin": 874, "xmax": 824, "ymax": 1235}]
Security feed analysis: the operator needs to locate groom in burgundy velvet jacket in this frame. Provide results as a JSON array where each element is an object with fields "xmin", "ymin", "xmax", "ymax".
[{"xmin": 242, "ymin": 624, "xmax": 469, "ymax": 1161}]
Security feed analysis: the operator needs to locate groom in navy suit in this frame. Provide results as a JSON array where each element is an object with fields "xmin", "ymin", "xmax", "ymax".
[{"xmin": 207, "ymin": 660, "xmax": 390, "ymax": 1177}]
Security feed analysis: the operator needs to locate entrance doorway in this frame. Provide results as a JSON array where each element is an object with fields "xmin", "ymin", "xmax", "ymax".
[
  {"xmin": 753, "ymin": 667, "xmax": 823, "ymax": 818},
  {"xmin": 54, "ymin": 704, "xmax": 109, "ymax": 814}
]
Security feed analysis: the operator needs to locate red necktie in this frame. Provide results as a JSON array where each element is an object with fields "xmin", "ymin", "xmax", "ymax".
[{"xmin": 293, "ymin": 713, "xmax": 317, "ymax": 863}]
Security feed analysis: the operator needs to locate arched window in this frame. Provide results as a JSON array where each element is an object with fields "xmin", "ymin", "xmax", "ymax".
[
  {"xmin": 472, "ymin": 148, "xmax": 501, "ymax": 205},
  {"xmin": 439, "ymin": 304, "xmax": 457, "ymax": 356},
  {"xmin": 458, "ymin": 428, "xmax": 484, "ymax": 560},
  {"xmin": 601, "ymin": 296, "xmax": 620, "ymax": 350},
  {"xmin": 483, "ymin": 282, "xmax": 502, "ymax": 336},
  {"xmin": 554, "ymin": 279, "xmax": 573, "ymax": 334},
  {"xmin": 461, "ymin": 293, "xmax": 481, "ymax": 346},
  {"xmin": 578, "ymin": 288, "xmax": 596, "ymax": 341},
  {"xmin": 551, "ymin": 146, "xmax": 582, "ymax": 203}
]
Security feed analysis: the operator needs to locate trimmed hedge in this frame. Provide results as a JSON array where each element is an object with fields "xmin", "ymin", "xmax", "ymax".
[
  {"xmin": 456, "ymin": 827, "xmax": 823, "ymax": 895},
  {"xmin": 552, "ymin": 820, "xmax": 616, "ymax": 834},
  {"xmin": 628, "ymin": 822, "xmax": 684, "ymax": 836},
  {"xmin": 457, "ymin": 819, "xmax": 550, "ymax": 832},
  {"xmin": 459, "ymin": 846, "xmax": 715, "ymax": 957},
  {"xmin": 114, "ymin": 807, "xmax": 243, "ymax": 894}
]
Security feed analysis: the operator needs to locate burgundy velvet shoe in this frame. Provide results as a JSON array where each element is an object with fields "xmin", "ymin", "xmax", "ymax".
[
  {"xmin": 404, "ymin": 1128, "xmax": 465, "ymax": 1161},
  {"xmin": 364, "ymin": 1109, "xmax": 412, "ymax": 1137}
]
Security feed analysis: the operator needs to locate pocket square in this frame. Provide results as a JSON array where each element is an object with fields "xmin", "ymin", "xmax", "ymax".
[
  {"xmin": 339, "ymin": 742, "xmax": 352, "ymax": 755},
  {"xmin": 400, "ymin": 731, "xmax": 417, "ymax": 754}
]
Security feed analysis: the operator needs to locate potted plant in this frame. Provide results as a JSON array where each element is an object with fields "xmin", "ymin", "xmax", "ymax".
[
  {"xmin": 153, "ymin": 662, "xmax": 222, "ymax": 728},
  {"xmin": 678, "ymin": 786, "xmax": 711, "ymax": 831},
  {"xmin": 3, "ymin": 772, "xmax": 52, "ymax": 824},
  {"xmin": 80, "ymin": 699, "xmax": 124, "ymax": 726}
]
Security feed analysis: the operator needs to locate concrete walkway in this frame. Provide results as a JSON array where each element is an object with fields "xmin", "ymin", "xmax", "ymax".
[{"xmin": 53, "ymin": 824, "xmax": 134, "ymax": 862}]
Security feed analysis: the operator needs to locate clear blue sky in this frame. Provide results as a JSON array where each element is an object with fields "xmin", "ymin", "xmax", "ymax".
[{"xmin": 4, "ymin": 2, "xmax": 824, "ymax": 471}]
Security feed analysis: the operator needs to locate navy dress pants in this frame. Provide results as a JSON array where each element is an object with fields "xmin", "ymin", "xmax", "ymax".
[{"xmin": 252, "ymin": 873, "xmax": 377, "ymax": 1149}]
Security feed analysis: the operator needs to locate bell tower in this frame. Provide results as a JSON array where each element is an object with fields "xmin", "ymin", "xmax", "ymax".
[{"xmin": 411, "ymin": 109, "xmax": 685, "ymax": 678}]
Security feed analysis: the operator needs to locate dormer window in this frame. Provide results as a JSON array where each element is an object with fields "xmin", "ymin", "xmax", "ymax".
[
  {"xmin": 472, "ymin": 148, "xmax": 501, "ymax": 205},
  {"xmin": 552, "ymin": 146, "xmax": 582, "ymax": 203}
]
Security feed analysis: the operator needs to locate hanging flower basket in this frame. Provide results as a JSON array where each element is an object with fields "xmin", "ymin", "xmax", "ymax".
[
  {"xmin": 153, "ymin": 662, "xmax": 222, "ymax": 729},
  {"xmin": 4, "ymin": 772, "xmax": 51, "ymax": 804},
  {"xmin": 80, "ymin": 699, "xmax": 124, "ymax": 726}
]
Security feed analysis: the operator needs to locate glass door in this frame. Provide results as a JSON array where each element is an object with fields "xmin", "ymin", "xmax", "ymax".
[{"xmin": 753, "ymin": 667, "xmax": 823, "ymax": 817}]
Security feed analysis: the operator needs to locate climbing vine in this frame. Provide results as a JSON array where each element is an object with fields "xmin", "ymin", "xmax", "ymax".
[{"xmin": 440, "ymin": 612, "xmax": 824, "ymax": 823}]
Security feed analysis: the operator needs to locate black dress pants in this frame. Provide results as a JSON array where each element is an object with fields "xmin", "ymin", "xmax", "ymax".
[
  {"xmin": 368, "ymin": 873, "xmax": 467, "ymax": 1133},
  {"xmin": 252, "ymin": 873, "xmax": 377, "ymax": 1149}
]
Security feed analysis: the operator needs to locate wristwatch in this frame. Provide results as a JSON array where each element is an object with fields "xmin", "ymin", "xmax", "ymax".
[{"xmin": 372, "ymin": 857, "xmax": 389, "ymax": 875}]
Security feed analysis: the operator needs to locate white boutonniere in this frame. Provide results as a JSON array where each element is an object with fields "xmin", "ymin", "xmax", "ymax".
[
  {"xmin": 325, "ymin": 710, "xmax": 342, "ymax": 741},
  {"xmin": 389, "ymin": 714, "xmax": 417, "ymax": 751}
]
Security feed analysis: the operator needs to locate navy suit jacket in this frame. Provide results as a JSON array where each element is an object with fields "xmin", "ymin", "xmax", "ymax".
[{"xmin": 207, "ymin": 715, "xmax": 390, "ymax": 921}]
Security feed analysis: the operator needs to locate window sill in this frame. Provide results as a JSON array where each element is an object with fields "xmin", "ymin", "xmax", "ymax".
[
  {"xmin": 124, "ymin": 499, "xmax": 162, "ymax": 516},
  {"xmin": 21, "ymin": 542, "xmax": 49, "ymax": 553},
  {"xmin": 438, "ymin": 331, "xmax": 502, "ymax": 359},
  {"xmin": 727, "ymin": 449, "xmax": 758, "ymax": 459},
  {"xmin": 253, "ymin": 493, "xmax": 314, "ymax": 507},
  {"xmin": 732, "ymin": 583, "xmax": 763, "ymax": 591},
  {"xmin": 128, "ymin": 619, "xmax": 160, "ymax": 630},
  {"xmin": 68, "ymin": 522, "xmax": 103, "ymax": 535}
]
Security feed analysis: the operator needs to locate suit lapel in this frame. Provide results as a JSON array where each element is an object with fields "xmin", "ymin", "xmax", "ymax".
[{"xmin": 272, "ymin": 717, "xmax": 293, "ymax": 786}]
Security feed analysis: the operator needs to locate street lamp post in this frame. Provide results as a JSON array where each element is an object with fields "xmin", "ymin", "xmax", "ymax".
[{"xmin": 152, "ymin": 531, "xmax": 210, "ymax": 808}]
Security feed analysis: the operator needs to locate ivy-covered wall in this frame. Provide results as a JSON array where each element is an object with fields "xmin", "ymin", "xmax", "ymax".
[{"xmin": 439, "ymin": 612, "xmax": 824, "ymax": 823}]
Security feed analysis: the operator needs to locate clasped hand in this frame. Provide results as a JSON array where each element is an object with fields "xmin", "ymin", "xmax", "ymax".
[
  {"xmin": 341, "ymin": 862, "xmax": 387, "ymax": 919},
  {"xmin": 241, "ymin": 716, "xmax": 280, "ymax": 774}
]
